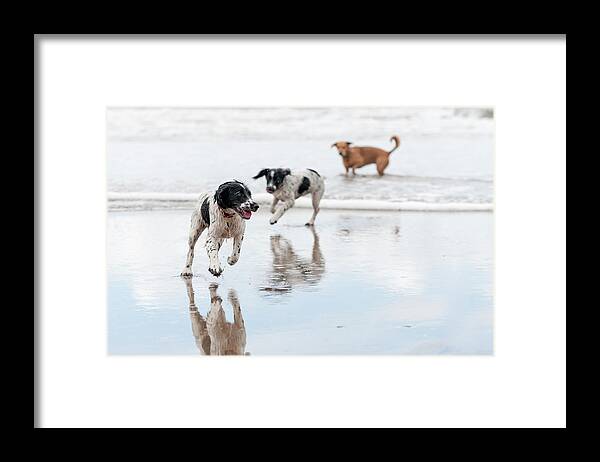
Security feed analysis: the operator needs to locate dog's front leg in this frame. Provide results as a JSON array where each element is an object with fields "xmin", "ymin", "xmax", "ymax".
[
  {"xmin": 270, "ymin": 197, "xmax": 279, "ymax": 214},
  {"xmin": 227, "ymin": 234, "xmax": 243, "ymax": 266},
  {"xmin": 205, "ymin": 236, "xmax": 224, "ymax": 277},
  {"xmin": 270, "ymin": 199, "xmax": 294, "ymax": 225}
]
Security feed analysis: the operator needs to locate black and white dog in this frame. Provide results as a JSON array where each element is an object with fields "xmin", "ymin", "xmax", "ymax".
[
  {"xmin": 253, "ymin": 168, "xmax": 325, "ymax": 226},
  {"xmin": 181, "ymin": 181, "xmax": 259, "ymax": 277}
]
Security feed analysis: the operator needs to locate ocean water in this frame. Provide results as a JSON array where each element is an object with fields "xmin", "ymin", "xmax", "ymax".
[{"xmin": 107, "ymin": 107, "xmax": 493, "ymax": 210}]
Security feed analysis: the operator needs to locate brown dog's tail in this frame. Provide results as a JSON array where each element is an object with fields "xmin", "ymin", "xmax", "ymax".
[{"xmin": 388, "ymin": 135, "xmax": 401, "ymax": 154}]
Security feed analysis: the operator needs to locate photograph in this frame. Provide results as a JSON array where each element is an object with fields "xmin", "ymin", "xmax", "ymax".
[
  {"xmin": 36, "ymin": 35, "xmax": 566, "ymax": 428},
  {"xmin": 107, "ymin": 106, "xmax": 494, "ymax": 355}
]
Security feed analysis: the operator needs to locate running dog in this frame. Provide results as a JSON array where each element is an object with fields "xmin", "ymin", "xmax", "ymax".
[
  {"xmin": 331, "ymin": 135, "xmax": 401, "ymax": 176},
  {"xmin": 252, "ymin": 168, "xmax": 325, "ymax": 226},
  {"xmin": 181, "ymin": 180, "xmax": 259, "ymax": 277}
]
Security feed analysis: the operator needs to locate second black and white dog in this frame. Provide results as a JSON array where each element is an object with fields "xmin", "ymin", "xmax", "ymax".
[
  {"xmin": 253, "ymin": 168, "xmax": 325, "ymax": 226},
  {"xmin": 181, "ymin": 180, "xmax": 259, "ymax": 277}
]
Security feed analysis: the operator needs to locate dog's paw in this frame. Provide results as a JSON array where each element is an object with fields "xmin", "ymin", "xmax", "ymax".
[
  {"xmin": 227, "ymin": 255, "xmax": 239, "ymax": 266},
  {"xmin": 208, "ymin": 266, "xmax": 223, "ymax": 277},
  {"xmin": 269, "ymin": 218, "xmax": 278, "ymax": 225}
]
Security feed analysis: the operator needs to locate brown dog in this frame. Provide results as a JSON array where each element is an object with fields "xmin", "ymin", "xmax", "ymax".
[{"xmin": 332, "ymin": 135, "xmax": 401, "ymax": 176}]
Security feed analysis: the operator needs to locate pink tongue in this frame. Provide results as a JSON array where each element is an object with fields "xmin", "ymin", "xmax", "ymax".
[{"xmin": 241, "ymin": 210, "xmax": 252, "ymax": 219}]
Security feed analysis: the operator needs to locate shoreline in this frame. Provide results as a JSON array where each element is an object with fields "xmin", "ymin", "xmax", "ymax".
[{"xmin": 107, "ymin": 192, "xmax": 493, "ymax": 212}]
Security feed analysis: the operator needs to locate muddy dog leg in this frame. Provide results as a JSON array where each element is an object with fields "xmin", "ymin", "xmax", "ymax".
[
  {"xmin": 227, "ymin": 233, "xmax": 244, "ymax": 266},
  {"xmin": 205, "ymin": 236, "xmax": 224, "ymax": 277},
  {"xmin": 306, "ymin": 188, "xmax": 324, "ymax": 226},
  {"xmin": 270, "ymin": 199, "xmax": 295, "ymax": 225},
  {"xmin": 181, "ymin": 211, "xmax": 206, "ymax": 277},
  {"xmin": 270, "ymin": 196, "xmax": 279, "ymax": 214}
]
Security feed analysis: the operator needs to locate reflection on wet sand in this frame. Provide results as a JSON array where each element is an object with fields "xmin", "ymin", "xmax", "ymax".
[
  {"xmin": 183, "ymin": 278, "xmax": 247, "ymax": 355},
  {"xmin": 262, "ymin": 227, "xmax": 325, "ymax": 294}
]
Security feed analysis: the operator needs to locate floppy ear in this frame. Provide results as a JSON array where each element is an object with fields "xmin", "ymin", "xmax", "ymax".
[
  {"xmin": 214, "ymin": 183, "xmax": 230, "ymax": 209},
  {"xmin": 283, "ymin": 169, "xmax": 291, "ymax": 176},
  {"xmin": 253, "ymin": 169, "xmax": 269, "ymax": 179},
  {"xmin": 331, "ymin": 143, "xmax": 337, "ymax": 148},
  {"xmin": 345, "ymin": 141, "xmax": 353, "ymax": 146}
]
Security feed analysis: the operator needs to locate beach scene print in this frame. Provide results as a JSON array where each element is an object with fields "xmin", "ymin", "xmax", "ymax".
[{"xmin": 107, "ymin": 107, "xmax": 494, "ymax": 355}]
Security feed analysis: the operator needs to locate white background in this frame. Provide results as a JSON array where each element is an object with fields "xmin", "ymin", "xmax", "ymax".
[{"xmin": 37, "ymin": 36, "xmax": 566, "ymax": 428}]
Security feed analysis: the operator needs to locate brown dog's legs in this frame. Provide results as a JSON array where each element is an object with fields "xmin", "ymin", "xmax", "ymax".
[{"xmin": 376, "ymin": 156, "xmax": 389, "ymax": 176}]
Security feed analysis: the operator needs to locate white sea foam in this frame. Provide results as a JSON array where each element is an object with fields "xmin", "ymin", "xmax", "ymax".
[
  {"xmin": 107, "ymin": 107, "xmax": 493, "ymax": 142},
  {"xmin": 107, "ymin": 107, "xmax": 494, "ymax": 210}
]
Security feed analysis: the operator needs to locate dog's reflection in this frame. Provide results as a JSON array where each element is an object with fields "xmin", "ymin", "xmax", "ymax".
[
  {"xmin": 264, "ymin": 227, "xmax": 325, "ymax": 293},
  {"xmin": 183, "ymin": 278, "xmax": 247, "ymax": 356}
]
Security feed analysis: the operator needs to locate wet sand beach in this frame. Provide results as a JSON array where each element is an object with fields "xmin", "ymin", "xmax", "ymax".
[{"xmin": 108, "ymin": 207, "xmax": 493, "ymax": 355}]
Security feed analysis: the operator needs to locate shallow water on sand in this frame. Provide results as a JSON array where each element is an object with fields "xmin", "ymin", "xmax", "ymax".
[
  {"xmin": 107, "ymin": 137, "xmax": 493, "ymax": 206},
  {"xmin": 108, "ymin": 208, "xmax": 493, "ymax": 355}
]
